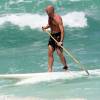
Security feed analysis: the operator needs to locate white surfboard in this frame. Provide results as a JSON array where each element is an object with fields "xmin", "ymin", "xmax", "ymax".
[
  {"xmin": 0, "ymin": 70, "xmax": 85, "ymax": 79},
  {"xmin": 0, "ymin": 73, "xmax": 38, "ymax": 79},
  {"xmin": 15, "ymin": 71, "xmax": 86, "ymax": 85},
  {"xmin": 16, "ymin": 69, "xmax": 100, "ymax": 85},
  {"xmin": 0, "ymin": 69, "xmax": 100, "ymax": 85}
]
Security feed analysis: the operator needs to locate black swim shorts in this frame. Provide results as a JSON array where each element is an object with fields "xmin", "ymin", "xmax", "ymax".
[{"xmin": 48, "ymin": 32, "xmax": 62, "ymax": 51}]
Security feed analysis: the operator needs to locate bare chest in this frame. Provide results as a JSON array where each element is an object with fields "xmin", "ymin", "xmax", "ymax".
[{"xmin": 49, "ymin": 18, "xmax": 58, "ymax": 27}]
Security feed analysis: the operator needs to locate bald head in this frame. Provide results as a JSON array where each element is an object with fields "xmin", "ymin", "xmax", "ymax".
[
  {"xmin": 46, "ymin": 5, "xmax": 54, "ymax": 12},
  {"xmin": 45, "ymin": 5, "xmax": 55, "ymax": 17}
]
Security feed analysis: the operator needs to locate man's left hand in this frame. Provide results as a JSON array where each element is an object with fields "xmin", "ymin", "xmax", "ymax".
[{"xmin": 57, "ymin": 41, "xmax": 63, "ymax": 47}]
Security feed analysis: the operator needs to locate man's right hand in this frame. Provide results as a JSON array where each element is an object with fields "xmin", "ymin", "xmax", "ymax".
[
  {"xmin": 42, "ymin": 24, "xmax": 50, "ymax": 31},
  {"xmin": 42, "ymin": 26, "xmax": 46, "ymax": 31}
]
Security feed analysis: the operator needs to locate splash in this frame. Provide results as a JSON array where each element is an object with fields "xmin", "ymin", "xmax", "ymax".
[{"xmin": 0, "ymin": 12, "xmax": 87, "ymax": 29}]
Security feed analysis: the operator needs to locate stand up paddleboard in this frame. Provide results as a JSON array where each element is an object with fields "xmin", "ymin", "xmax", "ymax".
[{"xmin": 0, "ymin": 69, "xmax": 100, "ymax": 85}]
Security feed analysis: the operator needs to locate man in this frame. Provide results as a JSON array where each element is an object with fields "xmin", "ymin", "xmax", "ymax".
[{"xmin": 42, "ymin": 5, "xmax": 68, "ymax": 72}]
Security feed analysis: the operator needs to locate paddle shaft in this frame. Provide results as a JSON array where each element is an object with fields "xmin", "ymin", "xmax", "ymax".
[{"xmin": 44, "ymin": 30, "xmax": 89, "ymax": 75}]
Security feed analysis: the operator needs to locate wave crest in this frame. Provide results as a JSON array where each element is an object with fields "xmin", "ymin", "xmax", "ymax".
[{"xmin": 0, "ymin": 12, "xmax": 87, "ymax": 29}]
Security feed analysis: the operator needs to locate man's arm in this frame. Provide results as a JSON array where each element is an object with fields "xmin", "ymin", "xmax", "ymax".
[
  {"xmin": 58, "ymin": 17, "xmax": 64, "ymax": 42},
  {"xmin": 55, "ymin": 16, "xmax": 64, "ymax": 46},
  {"xmin": 42, "ymin": 19, "xmax": 50, "ymax": 31}
]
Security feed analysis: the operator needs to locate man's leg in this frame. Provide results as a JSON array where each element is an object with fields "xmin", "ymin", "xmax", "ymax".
[
  {"xmin": 56, "ymin": 48, "xmax": 68, "ymax": 70},
  {"xmin": 48, "ymin": 45, "xmax": 54, "ymax": 72}
]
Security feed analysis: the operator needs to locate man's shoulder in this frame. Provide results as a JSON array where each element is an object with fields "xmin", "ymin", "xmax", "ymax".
[
  {"xmin": 54, "ymin": 14, "xmax": 62, "ymax": 23},
  {"xmin": 55, "ymin": 14, "xmax": 62, "ymax": 19}
]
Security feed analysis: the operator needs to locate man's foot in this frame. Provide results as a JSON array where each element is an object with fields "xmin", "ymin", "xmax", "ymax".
[{"xmin": 63, "ymin": 66, "xmax": 68, "ymax": 70}]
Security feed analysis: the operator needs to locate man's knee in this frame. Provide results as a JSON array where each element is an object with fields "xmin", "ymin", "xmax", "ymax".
[
  {"xmin": 48, "ymin": 52, "xmax": 53, "ymax": 57},
  {"xmin": 56, "ymin": 49, "xmax": 63, "ymax": 56},
  {"xmin": 48, "ymin": 45, "xmax": 54, "ymax": 57}
]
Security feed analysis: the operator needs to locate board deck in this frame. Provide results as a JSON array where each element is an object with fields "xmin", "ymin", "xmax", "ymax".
[
  {"xmin": 0, "ymin": 69, "xmax": 100, "ymax": 85},
  {"xmin": 0, "ymin": 71, "xmax": 84, "ymax": 79}
]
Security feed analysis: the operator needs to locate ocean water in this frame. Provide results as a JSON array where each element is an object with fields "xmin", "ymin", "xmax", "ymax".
[{"xmin": 0, "ymin": 0, "xmax": 100, "ymax": 100}]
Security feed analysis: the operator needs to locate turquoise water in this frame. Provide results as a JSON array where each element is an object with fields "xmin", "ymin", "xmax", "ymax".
[{"xmin": 0, "ymin": 0, "xmax": 100, "ymax": 100}]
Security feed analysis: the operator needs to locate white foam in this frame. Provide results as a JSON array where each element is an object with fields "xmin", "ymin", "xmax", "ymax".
[
  {"xmin": 49, "ymin": 0, "xmax": 81, "ymax": 3},
  {"xmin": 0, "ymin": 95, "xmax": 86, "ymax": 100},
  {"xmin": 9, "ymin": 0, "xmax": 32, "ymax": 5},
  {"xmin": 0, "ymin": 14, "xmax": 47, "ymax": 29},
  {"xmin": 0, "ymin": 12, "xmax": 87, "ymax": 29},
  {"xmin": 48, "ymin": 0, "xmax": 58, "ymax": 3},
  {"xmin": 63, "ymin": 12, "xmax": 87, "ymax": 27},
  {"xmin": 66, "ymin": 99, "xmax": 86, "ymax": 100},
  {"xmin": 17, "ymin": 0, "xmax": 32, "ymax": 3},
  {"xmin": 70, "ymin": 0, "xmax": 81, "ymax": 2},
  {"xmin": 17, "ymin": 0, "xmax": 24, "ymax": 3},
  {"xmin": 0, "ymin": 95, "xmax": 41, "ymax": 100}
]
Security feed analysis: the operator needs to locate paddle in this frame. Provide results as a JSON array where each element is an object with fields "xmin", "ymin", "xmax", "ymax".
[{"xmin": 43, "ymin": 29, "xmax": 89, "ymax": 76}]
